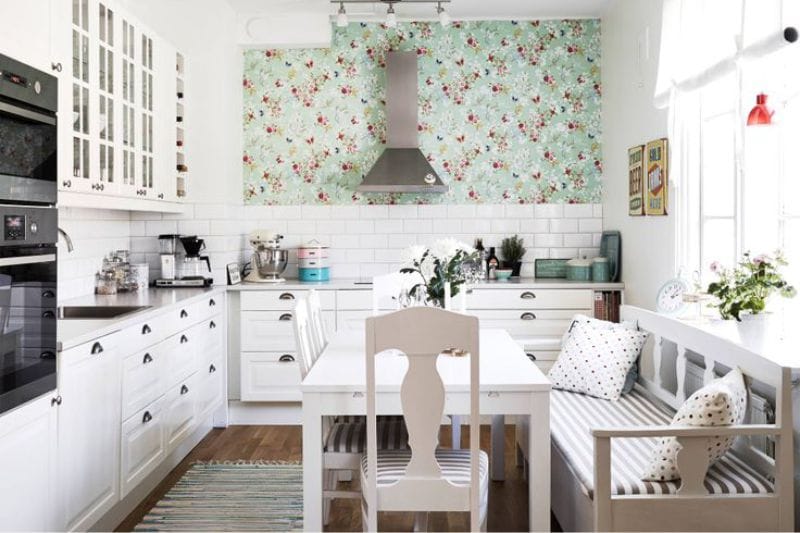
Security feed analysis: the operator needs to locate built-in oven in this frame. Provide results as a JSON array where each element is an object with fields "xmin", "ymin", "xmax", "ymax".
[
  {"xmin": 0, "ymin": 53, "xmax": 58, "ymax": 206},
  {"xmin": 0, "ymin": 205, "xmax": 58, "ymax": 414}
]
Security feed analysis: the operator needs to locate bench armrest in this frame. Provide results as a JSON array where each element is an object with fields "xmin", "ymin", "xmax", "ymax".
[{"xmin": 591, "ymin": 424, "xmax": 780, "ymax": 439}]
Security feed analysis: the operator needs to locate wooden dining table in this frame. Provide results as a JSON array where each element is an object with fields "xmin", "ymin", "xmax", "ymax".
[{"xmin": 301, "ymin": 328, "xmax": 552, "ymax": 532}]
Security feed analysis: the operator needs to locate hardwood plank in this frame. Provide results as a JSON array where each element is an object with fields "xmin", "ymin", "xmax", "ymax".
[{"xmin": 118, "ymin": 425, "xmax": 559, "ymax": 532}]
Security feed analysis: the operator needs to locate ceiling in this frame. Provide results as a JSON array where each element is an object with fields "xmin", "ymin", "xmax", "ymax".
[{"xmin": 225, "ymin": 0, "xmax": 613, "ymax": 19}]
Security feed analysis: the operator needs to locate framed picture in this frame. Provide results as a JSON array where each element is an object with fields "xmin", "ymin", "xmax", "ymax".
[
  {"xmin": 227, "ymin": 262, "xmax": 242, "ymax": 285},
  {"xmin": 628, "ymin": 145, "xmax": 645, "ymax": 216},
  {"xmin": 644, "ymin": 138, "xmax": 669, "ymax": 216}
]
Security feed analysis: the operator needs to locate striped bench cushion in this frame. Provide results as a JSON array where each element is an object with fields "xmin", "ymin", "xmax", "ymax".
[
  {"xmin": 551, "ymin": 388, "xmax": 774, "ymax": 498},
  {"xmin": 360, "ymin": 449, "xmax": 489, "ymax": 520},
  {"xmin": 324, "ymin": 420, "xmax": 408, "ymax": 454},
  {"xmin": 334, "ymin": 415, "xmax": 404, "ymax": 424}
]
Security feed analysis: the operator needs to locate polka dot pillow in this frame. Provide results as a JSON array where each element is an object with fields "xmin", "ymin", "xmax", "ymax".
[
  {"xmin": 643, "ymin": 367, "xmax": 747, "ymax": 482},
  {"xmin": 547, "ymin": 321, "xmax": 649, "ymax": 401}
]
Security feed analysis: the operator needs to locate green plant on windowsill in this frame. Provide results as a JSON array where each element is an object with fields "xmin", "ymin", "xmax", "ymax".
[
  {"xmin": 500, "ymin": 234, "xmax": 526, "ymax": 277},
  {"xmin": 706, "ymin": 251, "xmax": 796, "ymax": 321}
]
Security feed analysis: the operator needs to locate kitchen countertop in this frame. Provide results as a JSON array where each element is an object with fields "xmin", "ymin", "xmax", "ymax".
[
  {"xmin": 229, "ymin": 277, "xmax": 625, "ymax": 291},
  {"xmin": 57, "ymin": 287, "xmax": 226, "ymax": 352}
]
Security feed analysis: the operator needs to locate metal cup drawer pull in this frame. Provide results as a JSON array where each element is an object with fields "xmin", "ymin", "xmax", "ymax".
[
  {"xmin": 91, "ymin": 342, "xmax": 104, "ymax": 355},
  {"xmin": 42, "ymin": 310, "xmax": 55, "ymax": 319},
  {"xmin": 180, "ymin": 309, "xmax": 188, "ymax": 318},
  {"xmin": 279, "ymin": 354, "xmax": 295, "ymax": 362},
  {"xmin": 142, "ymin": 353, "xmax": 153, "ymax": 364},
  {"xmin": 278, "ymin": 293, "xmax": 295, "ymax": 300},
  {"xmin": 209, "ymin": 298, "xmax": 216, "ymax": 307},
  {"xmin": 520, "ymin": 291, "xmax": 536, "ymax": 299},
  {"xmin": 180, "ymin": 334, "xmax": 189, "ymax": 344},
  {"xmin": 141, "ymin": 324, "xmax": 152, "ymax": 335},
  {"xmin": 279, "ymin": 313, "xmax": 293, "ymax": 321},
  {"xmin": 180, "ymin": 384, "xmax": 189, "ymax": 395},
  {"xmin": 526, "ymin": 353, "xmax": 537, "ymax": 362},
  {"xmin": 42, "ymin": 290, "xmax": 55, "ymax": 299},
  {"xmin": 209, "ymin": 320, "xmax": 217, "ymax": 329},
  {"xmin": 520, "ymin": 312, "xmax": 537, "ymax": 320},
  {"xmin": 487, "ymin": 391, "xmax": 500, "ymax": 398},
  {"xmin": 142, "ymin": 411, "xmax": 153, "ymax": 424},
  {"xmin": 209, "ymin": 364, "xmax": 217, "ymax": 374}
]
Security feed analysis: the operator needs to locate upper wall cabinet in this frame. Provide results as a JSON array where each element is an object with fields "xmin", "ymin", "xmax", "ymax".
[
  {"xmin": 52, "ymin": 0, "xmax": 185, "ymax": 212},
  {"xmin": 0, "ymin": 0, "xmax": 58, "ymax": 73}
]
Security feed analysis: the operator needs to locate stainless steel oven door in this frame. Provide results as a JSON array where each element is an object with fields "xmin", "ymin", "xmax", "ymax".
[{"xmin": 0, "ymin": 249, "xmax": 57, "ymax": 414}]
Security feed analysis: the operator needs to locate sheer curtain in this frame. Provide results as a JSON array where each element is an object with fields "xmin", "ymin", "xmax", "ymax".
[{"xmin": 655, "ymin": 0, "xmax": 799, "ymax": 278}]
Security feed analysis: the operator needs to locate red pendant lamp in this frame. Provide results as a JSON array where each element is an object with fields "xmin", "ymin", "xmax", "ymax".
[{"xmin": 747, "ymin": 93, "xmax": 774, "ymax": 126}]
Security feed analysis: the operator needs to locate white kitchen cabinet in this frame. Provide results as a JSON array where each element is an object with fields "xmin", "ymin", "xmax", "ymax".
[
  {"xmin": 120, "ymin": 398, "xmax": 166, "ymax": 497},
  {"xmin": 121, "ymin": 345, "xmax": 164, "ymax": 420},
  {"xmin": 57, "ymin": 333, "xmax": 121, "ymax": 532},
  {"xmin": 0, "ymin": 394, "xmax": 58, "ymax": 531},
  {"xmin": 164, "ymin": 375, "xmax": 197, "ymax": 453},
  {"xmin": 241, "ymin": 352, "xmax": 301, "ymax": 402},
  {"xmin": 53, "ymin": 0, "xmax": 184, "ymax": 210},
  {"xmin": 0, "ymin": 0, "xmax": 57, "ymax": 72}
]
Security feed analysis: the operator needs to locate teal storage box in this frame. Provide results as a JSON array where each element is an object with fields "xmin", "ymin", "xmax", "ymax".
[{"xmin": 299, "ymin": 267, "xmax": 330, "ymax": 282}]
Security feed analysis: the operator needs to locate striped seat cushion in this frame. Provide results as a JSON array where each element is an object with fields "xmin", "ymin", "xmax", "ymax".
[
  {"xmin": 334, "ymin": 415, "xmax": 404, "ymax": 424},
  {"xmin": 324, "ymin": 420, "xmax": 408, "ymax": 454},
  {"xmin": 551, "ymin": 388, "xmax": 774, "ymax": 498},
  {"xmin": 360, "ymin": 449, "xmax": 489, "ymax": 520}
]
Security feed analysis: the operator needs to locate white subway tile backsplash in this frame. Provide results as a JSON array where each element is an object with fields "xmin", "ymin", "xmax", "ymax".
[
  {"xmin": 418, "ymin": 205, "xmax": 448, "ymax": 219},
  {"xmin": 360, "ymin": 234, "xmax": 388, "ymax": 248},
  {"xmin": 504, "ymin": 204, "xmax": 534, "ymax": 218},
  {"xmin": 388, "ymin": 205, "xmax": 418, "ymax": 219},
  {"xmin": 549, "ymin": 218, "xmax": 578, "ymax": 233},
  {"xmin": 490, "ymin": 219, "xmax": 519, "ymax": 233},
  {"xmin": 178, "ymin": 220, "xmax": 211, "ymax": 236},
  {"xmin": 579, "ymin": 218, "xmax": 603, "ymax": 233},
  {"xmin": 446, "ymin": 205, "xmax": 476, "ymax": 218},
  {"xmin": 535, "ymin": 233, "xmax": 563, "ymax": 248},
  {"xmin": 534, "ymin": 204, "xmax": 563, "ymax": 219},
  {"xmin": 287, "ymin": 220, "xmax": 317, "ymax": 234},
  {"xmin": 346, "ymin": 249, "xmax": 374, "ymax": 262},
  {"xmin": 271, "ymin": 206, "xmax": 302, "ymax": 220},
  {"xmin": 331, "ymin": 205, "xmax": 360, "ymax": 219},
  {"xmin": 521, "ymin": 219, "xmax": 549, "ymax": 233},
  {"xmin": 461, "ymin": 219, "xmax": 492, "ymax": 234},
  {"xmin": 359, "ymin": 205, "xmax": 389, "ymax": 219},
  {"xmin": 145, "ymin": 220, "xmax": 178, "ymax": 237},
  {"xmin": 563, "ymin": 233, "xmax": 593, "ymax": 248},
  {"xmin": 475, "ymin": 205, "xmax": 505, "ymax": 218},
  {"xmin": 301, "ymin": 205, "xmax": 332, "ymax": 220},
  {"xmin": 403, "ymin": 219, "xmax": 433, "ymax": 233},
  {"xmin": 331, "ymin": 234, "xmax": 360, "ymax": 248},
  {"xmin": 374, "ymin": 219, "xmax": 403, "ymax": 233},
  {"xmin": 550, "ymin": 247, "xmax": 578, "ymax": 259},
  {"xmin": 346, "ymin": 220, "xmax": 375, "ymax": 234},
  {"xmin": 563, "ymin": 204, "xmax": 594, "ymax": 218},
  {"xmin": 593, "ymin": 204, "xmax": 603, "ymax": 218}
]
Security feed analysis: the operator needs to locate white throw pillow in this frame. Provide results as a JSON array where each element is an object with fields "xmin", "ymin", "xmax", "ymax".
[
  {"xmin": 547, "ymin": 321, "xmax": 649, "ymax": 401},
  {"xmin": 642, "ymin": 367, "xmax": 747, "ymax": 482}
]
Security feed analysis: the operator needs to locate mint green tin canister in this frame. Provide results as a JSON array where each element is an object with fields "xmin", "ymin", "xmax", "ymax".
[{"xmin": 592, "ymin": 257, "xmax": 611, "ymax": 282}]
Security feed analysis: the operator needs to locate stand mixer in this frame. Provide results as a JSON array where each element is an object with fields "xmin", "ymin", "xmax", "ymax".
[{"xmin": 244, "ymin": 229, "xmax": 288, "ymax": 283}]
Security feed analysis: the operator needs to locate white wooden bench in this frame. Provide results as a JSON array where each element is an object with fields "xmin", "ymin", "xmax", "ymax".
[{"xmin": 516, "ymin": 305, "xmax": 794, "ymax": 532}]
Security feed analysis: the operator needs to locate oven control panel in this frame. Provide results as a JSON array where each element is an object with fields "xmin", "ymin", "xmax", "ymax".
[
  {"xmin": 4, "ymin": 215, "xmax": 26, "ymax": 241},
  {"xmin": 0, "ymin": 207, "xmax": 55, "ymax": 246}
]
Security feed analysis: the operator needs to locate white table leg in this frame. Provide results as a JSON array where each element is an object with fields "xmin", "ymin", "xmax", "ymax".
[
  {"xmin": 490, "ymin": 414, "xmax": 505, "ymax": 481},
  {"xmin": 528, "ymin": 392, "xmax": 550, "ymax": 532},
  {"xmin": 450, "ymin": 415, "xmax": 461, "ymax": 449},
  {"xmin": 302, "ymin": 394, "xmax": 323, "ymax": 532}
]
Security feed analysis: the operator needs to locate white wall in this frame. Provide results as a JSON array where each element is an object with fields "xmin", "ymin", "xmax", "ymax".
[{"xmin": 601, "ymin": 0, "xmax": 672, "ymax": 309}]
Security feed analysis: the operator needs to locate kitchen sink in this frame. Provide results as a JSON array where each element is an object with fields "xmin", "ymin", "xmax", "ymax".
[{"xmin": 57, "ymin": 305, "xmax": 152, "ymax": 320}]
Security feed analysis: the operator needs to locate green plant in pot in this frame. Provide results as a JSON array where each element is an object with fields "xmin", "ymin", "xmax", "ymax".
[
  {"xmin": 500, "ymin": 234, "xmax": 526, "ymax": 277},
  {"xmin": 706, "ymin": 251, "xmax": 796, "ymax": 321}
]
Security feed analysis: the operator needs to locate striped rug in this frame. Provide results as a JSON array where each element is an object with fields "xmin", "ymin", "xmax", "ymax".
[{"xmin": 136, "ymin": 461, "xmax": 303, "ymax": 531}]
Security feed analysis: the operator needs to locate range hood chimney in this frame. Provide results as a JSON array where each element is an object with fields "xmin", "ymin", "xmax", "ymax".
[{"xmin": 358, "ymin": 51, "xmax": 448, "ymax": 194}]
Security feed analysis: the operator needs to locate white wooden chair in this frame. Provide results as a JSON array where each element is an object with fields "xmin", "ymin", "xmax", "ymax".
[
  {"xmin": 307, "ymin": 289, "xmax": 328, "ymax": 360},
  {"xmin": 294, "ymin": 298, "xmax": 409, "ymax": 525},
  {"xmin": 362, "ymin": 307, "xmax": 488, "ymax": 532}
]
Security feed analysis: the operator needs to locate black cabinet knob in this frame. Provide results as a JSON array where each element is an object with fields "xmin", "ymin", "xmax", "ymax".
[
  {"xmin": 180, "ymin": 384, "xmax": 189, "ymax": 395},
  {"xmin": 91, "ymin": 342, "xmax": 104, "ymax": 354},
  {"xmin": 279, "ymin": 354, "xmax": 295, "ymax": 362},
  {"xmin": 180, "ymin": 309, "xmax": 188, "ymax": 318},
  {"xmin": 142, "ymin": 324, "xmax": 152, "ymax": 334},
  {"xmin": 180, "ymin": 334, "xmax": 188, "ymax": 344},
  {"xmin": 142, "ymin": 353, "xmax": 153, "ymax": 364},
  {"xmin": 142, "ymin": 411, "xmax": 153, "ymax": 424},
  {"xmin": 209, "ymin": 364, "xmax": 216, "ymax": 374}
]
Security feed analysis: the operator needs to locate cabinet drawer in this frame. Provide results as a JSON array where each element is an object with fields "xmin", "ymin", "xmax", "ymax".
[
  {"xmin": 470, "ymin": 309, "xmax": 581, "ymax": 337},
  {"xmin": 197, "ymin": 361, "xmax": 224, "ymax": 418},
  {"xmin": 164, "ymin": 376, "xmax": 197, "ymax": 453},
  {"xmin": 240, "ymin": 310, "xmax": 297, "ymax": 351},
  {"xmin": 240, "ymin": 289, "xmax": 334, "ymax": 311},
  {"xmin": 120, "ymin": 398, "xmax": 166, "ymax": 497},
  {"xmin": 122, "ymin": 346, "xmax": 165, "ymax": 420},
  {"xmin": 468, "ymin": 288, "xmax": 593, "ymax": 310},
  {"xmin": 164, "ymin": 328, "xmax": 200, "ymax": 386},
  {"xmin": 336, "ymin": 289, "xmax": 373, "ymax": 310},
  {"xmin": 124, "ymin": 317, "xmax": 166, "ymax": 354},
  {"xmin": 187, "ymin": 293, "xmax": 223, "ymax": 323},
  {"xmin": 60, "ymin": 332, "xmax": 119, "ymax": 368},
  {"xmin": 240, "ymin": 352, "xmax": 301, "ymax": 402}
]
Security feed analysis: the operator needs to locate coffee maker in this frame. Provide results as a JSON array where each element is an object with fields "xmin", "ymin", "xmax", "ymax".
[{"xmin": 155, "ymin": 234, "xmax": 214, "ymax": 287}]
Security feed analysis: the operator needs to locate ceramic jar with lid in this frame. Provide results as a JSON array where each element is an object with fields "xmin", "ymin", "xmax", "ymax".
[{"xmin": 566, "ymin": 258, "xmax": 593, "ymax": 281}]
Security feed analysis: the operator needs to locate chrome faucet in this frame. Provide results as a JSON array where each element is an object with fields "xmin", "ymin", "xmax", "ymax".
[{"xmin": 58, "ymin": 227, "xmax": 74, "ymax": 253}]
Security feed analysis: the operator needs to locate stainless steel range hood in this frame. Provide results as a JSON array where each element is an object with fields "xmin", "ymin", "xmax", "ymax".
[{"xmin": 358, "ymin": 51, "xmax": 448, "ymax": 194}]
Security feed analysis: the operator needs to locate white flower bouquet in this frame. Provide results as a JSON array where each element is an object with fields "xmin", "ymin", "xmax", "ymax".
[{"xmin": 400, "ymin": 239, "xmax": 478, "ymax": 306}]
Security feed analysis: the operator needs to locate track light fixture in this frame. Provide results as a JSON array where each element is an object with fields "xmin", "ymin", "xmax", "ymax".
[
  {"xmin": 385, "ymin": 3, "xmax": 397, "ymax": 28},
  {"xmin": 330, "ymin": 1, "xmax": 451, "ymax": 28},
  {"xmin": 336, "ymin": 2, "xmax": 348, "ymax": 27}
]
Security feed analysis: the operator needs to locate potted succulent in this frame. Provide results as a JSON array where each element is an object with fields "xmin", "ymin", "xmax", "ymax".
[
  {"xmin": 500, "ymin": 234, "xmax": 526, "ymax": 277},
  {"xmin": 706, "ymin": 251, "xmax": 796, "ymax": 321}
]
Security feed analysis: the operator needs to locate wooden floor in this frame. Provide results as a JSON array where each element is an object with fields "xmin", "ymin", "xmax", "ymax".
[{"xmin": 118, "ymin": 424, "xmax": 556, "ymax": 532}]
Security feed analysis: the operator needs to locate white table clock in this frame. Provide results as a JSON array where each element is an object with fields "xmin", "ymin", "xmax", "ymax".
[{"xmin": 656, "ymin": 278, "xmax": 690, "ymax": 316}]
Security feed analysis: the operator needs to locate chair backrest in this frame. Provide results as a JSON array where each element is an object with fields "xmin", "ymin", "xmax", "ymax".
[
  {"xmin": 364, "ymin": 307, "xmax": 481, "ymax": 530},
  {"xmin": 307, "ymin": 289, "xmax": 328, "ymax": 360},
  {"xmin": 292, "ymin": 298, "xmax": 315, "ymax": 379},
  {"xmin": 372, "ymin": 272, "xmax": 415, "ymax": 314}
]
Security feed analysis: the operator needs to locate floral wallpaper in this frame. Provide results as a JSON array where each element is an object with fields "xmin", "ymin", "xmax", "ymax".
[{"xmin": 242, "ymin": 20, "xmax": 602, "ymax": 205}]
